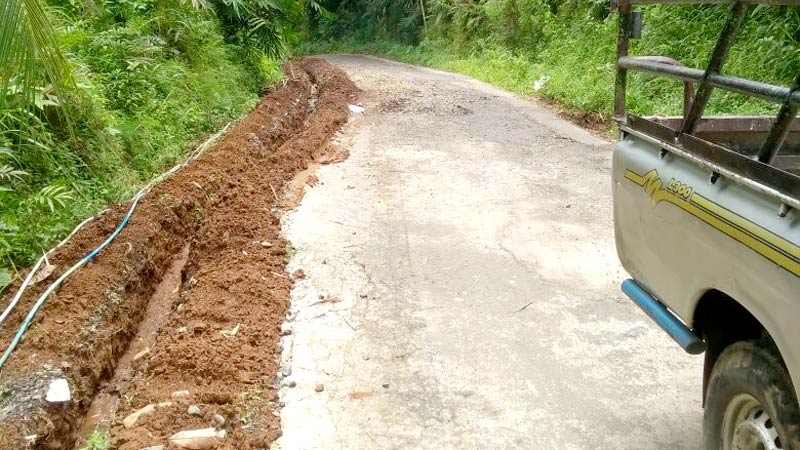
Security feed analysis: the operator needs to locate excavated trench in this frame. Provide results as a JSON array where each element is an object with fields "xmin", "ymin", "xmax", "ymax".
[
  {"xmin": 0, "ymin": 58, "xmax": 358, "ymax": 450},
  {"xmin": 76, "ymin": 243, "xmax": 191, "ymax": 441}
]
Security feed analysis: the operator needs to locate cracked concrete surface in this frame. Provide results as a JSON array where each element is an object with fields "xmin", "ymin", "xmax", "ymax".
[{"xmin": 273, "ymin": 55, "xmax": 703, "ymax": 450}]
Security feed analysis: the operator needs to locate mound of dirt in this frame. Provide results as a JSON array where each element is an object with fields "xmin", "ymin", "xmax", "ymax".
[{"xmin": 0, "ymin": 58, "xmax": 358, "ymax": 449}]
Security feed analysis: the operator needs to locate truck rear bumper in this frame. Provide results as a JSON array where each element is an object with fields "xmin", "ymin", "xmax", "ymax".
[{"xmin": 621, "ymin": 279, "xmax": 706, "ymax": 355}]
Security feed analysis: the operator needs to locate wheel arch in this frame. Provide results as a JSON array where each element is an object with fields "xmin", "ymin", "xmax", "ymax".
[{"xmin": 691, "ymin": 289, "xmax": 786, "ymax": 403}]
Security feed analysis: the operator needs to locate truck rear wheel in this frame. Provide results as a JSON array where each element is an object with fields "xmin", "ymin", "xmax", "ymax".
[{"xmin": 705, "ymin": 340, "xmax": 800, "ymax": 450}]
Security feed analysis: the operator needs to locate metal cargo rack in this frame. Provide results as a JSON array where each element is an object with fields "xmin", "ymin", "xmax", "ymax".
[{"xmin": 612, "ymin": 0, "xmax": 800, "ymax": 211}]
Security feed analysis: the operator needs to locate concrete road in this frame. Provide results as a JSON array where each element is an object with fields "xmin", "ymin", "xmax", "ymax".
[{"xmin": 274, "ymin": 55, "xmax": 703, "ymax": 450}]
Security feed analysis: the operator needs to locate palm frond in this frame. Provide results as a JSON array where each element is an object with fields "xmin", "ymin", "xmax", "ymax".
[
  {"xmin": 247, "ymin": 14, "xmax": 285, "ymax": 58},
  {"xmin": 0, "ymin": 0, "xmax": 75, "ymax": 115}
]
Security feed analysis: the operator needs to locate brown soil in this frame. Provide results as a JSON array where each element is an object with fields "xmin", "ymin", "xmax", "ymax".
[
  {"xmin": 0, "ymin": 57, "xmax": 358, "ymax": 449},
  {"xmin": 535, "ymin": 95, "xmax": 611, "ymax": 137}
]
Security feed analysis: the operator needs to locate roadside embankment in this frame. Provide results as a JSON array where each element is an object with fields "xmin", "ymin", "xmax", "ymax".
[{"xmin": 0, "ymin": 57, "xmax": 358, "ymax": 450}]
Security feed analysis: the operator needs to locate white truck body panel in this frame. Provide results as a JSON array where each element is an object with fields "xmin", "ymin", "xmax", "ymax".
[{"xmin": 613, "ymin": 129, "xmax": 800, "ymax": 396}]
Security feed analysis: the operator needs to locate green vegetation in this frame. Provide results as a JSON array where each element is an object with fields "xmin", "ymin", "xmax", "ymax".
[
  {"xmin": 77, "ymin": 431, "xmax": 110, "ymax": 450},
  {"xmin": 2, "ymin": 0, "xmax": 798, "ymax": 286},
  {"xmin": 299, "ymin": 1, "xmax": 799, "ymax": 119},
  {"xmin": 0, "ymin": 0, "xmax": 324, "ymax": 283}
]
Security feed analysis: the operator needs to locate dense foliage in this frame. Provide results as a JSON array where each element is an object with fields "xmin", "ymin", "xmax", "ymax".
[
  {"xmin": 302, "ymin": 1, "xmax": 800, "ymax": 118},
  {"xmin": 0, "ymin": 0, "xmax": 320, "ymax": 284}
]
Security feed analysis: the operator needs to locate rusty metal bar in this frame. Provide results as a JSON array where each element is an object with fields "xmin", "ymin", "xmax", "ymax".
[
  {"xmin": 634, "ymin": 56, "xmax": 695, "ymax": 116},
  {"xmin": 708, "ymin": 73, "xmax": 795, "ymax": 104},
  {"xmin": 629, "ymin": 0, "xmax": 797, "ymax": 4},
  {"xmin": 648, "ymin": 116, "xmax": 800, "ymax": 134},
  {"xmin": 617, "ymin": 57, "xmax": 796, "ymax": 105},
  {"xmin": 624, "ymin": 115, "xmax": 800, "ymax": 208},
  {"xmin": 680, "ymin": 1, "xmax": 748, "ymax": 135},
  {"xmin": 757, "ymin": 72, "xmax": 800, "ymax": 164},
  {"xmin": 614, "ymin": 1, "xmax": 632, "ymax": 121}
]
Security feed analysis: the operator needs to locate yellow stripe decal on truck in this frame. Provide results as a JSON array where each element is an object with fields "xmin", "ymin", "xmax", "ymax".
[{"xmin": 625, "ymin": 169, "xmax": 800, "ymax": 277}]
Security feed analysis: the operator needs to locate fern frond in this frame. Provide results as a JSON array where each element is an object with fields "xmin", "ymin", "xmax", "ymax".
[
  {"xmin": 30, "ymin": 184, "xmax": 73, "ymax": 212},
  {"xmin": 0, "ymin": 165, "xmax": 28, "ymax": 181}
]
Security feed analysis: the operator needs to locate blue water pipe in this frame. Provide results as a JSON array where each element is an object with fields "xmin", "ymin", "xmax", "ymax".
[{"xmin": 621, "ymin": 279, "xmax": 706, "ymax": 355}]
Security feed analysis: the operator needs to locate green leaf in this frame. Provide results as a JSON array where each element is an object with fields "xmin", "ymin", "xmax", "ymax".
[{"xmin": 0, "ymin": 268, "xmax": 11, "ymax": 291}]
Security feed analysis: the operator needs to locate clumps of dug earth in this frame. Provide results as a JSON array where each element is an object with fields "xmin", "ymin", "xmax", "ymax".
[{"xmin": 0, "ymin": 58, "xmax": 358, "ymax": 449}]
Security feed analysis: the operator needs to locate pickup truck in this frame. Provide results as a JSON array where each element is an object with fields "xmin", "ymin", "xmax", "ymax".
[{"xmin": 611, "ymin": 2, "xmax": 800, "ymax": 450}]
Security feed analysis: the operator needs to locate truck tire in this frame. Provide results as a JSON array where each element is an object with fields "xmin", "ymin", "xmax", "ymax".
[{"xmin": 705, "ymin": 340, "xmax": 800, "ymax": 450}]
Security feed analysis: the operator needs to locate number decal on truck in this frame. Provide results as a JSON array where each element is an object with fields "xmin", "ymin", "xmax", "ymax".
[
  {"xmin": 625, "ymin": 168, "xmax": 800, "ymax": 277},
  {"xmin": 667, "ymin": 178, "xmax": 693, "ymax": 200}
]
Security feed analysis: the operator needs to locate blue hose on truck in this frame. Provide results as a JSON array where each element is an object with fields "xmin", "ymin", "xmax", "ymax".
[{"xmin": 621, "ymin": 279, "xmax": 706, "ymax": 355}]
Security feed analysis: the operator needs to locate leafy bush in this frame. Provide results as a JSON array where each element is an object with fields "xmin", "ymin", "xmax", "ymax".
[{"xmin": 0, "ymin": 0, "xmax": 284, "ymax": 279}]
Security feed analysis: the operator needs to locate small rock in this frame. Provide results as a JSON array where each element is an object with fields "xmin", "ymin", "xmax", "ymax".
[
  {"xmin": 171, "ymin": 390, "xmax": 190, "ymax": 399},
  {"xmin": 45, "ymin": 378, "xmax": 70, "ymax": 404},
  {"xmin": 269, "ymin": 247, "xmax": 286, "ymax": 256},
  {"xmin": 177, "ymin": 326, "xmax": 188, "ymax": 333},
  {"xmin": 281, "ymin": 328, "xmax": 292, "ymax": 336},
  {"xmin": 122, "ymin": 402, "xmax": 172, "ymax": 428},
  {"xmin": 260, "ymin": 241, "xmax": 272, "ymax": 247},
  {"xmin": 281, "ymin": 367, "xmax": 292, "ymax": 377},
  {"xmin": 124, "ymin": 404, "xmax": 154, "ymax": 429},
  {"xmin": 213, "ymin": 413, "xmax": 225, "ymax": 426},
  {"xmin": 348, "ymin": 104, "xmax": 365, "ymax": 114},
  {"xmin": 169, "ymin": 428, "xmax": 226, "ymax": 449},
  {"xmin": 220, "ymin": 323, "xmax": 240, "ymax": 338},
  {"xmin": 187, "ymin": 405, "xmax": 202, "ymax": 416},
  {"xmin": 31, "ymin": 262, "xmax": 56, "ymax": 284},
  {"xmin": 132, "ymin": 347, "xmax": 150, "ymax": 362},
  {"xmin": 287, "ymin": 381, "xmax": 297, "ymax": 388},
  {"xmin": 315, "ymin": 384, "xmax": 325, "ymax": 393},
  {"xmin": 139, "ymin": 446, "xmax": 165, "ymax": 450},
  {"xmin": 382, "ymin": 383, "xmax": 389, "ymax": 389}
]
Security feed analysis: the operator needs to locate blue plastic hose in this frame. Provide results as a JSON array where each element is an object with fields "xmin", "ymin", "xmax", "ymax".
[
  {"xmin": 0, "ymin": 123, "xmax": 230, "ymax": 371},
  {"xmin": 0, "ymin": 192, "xmax": 145, "ymax": 370}
]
